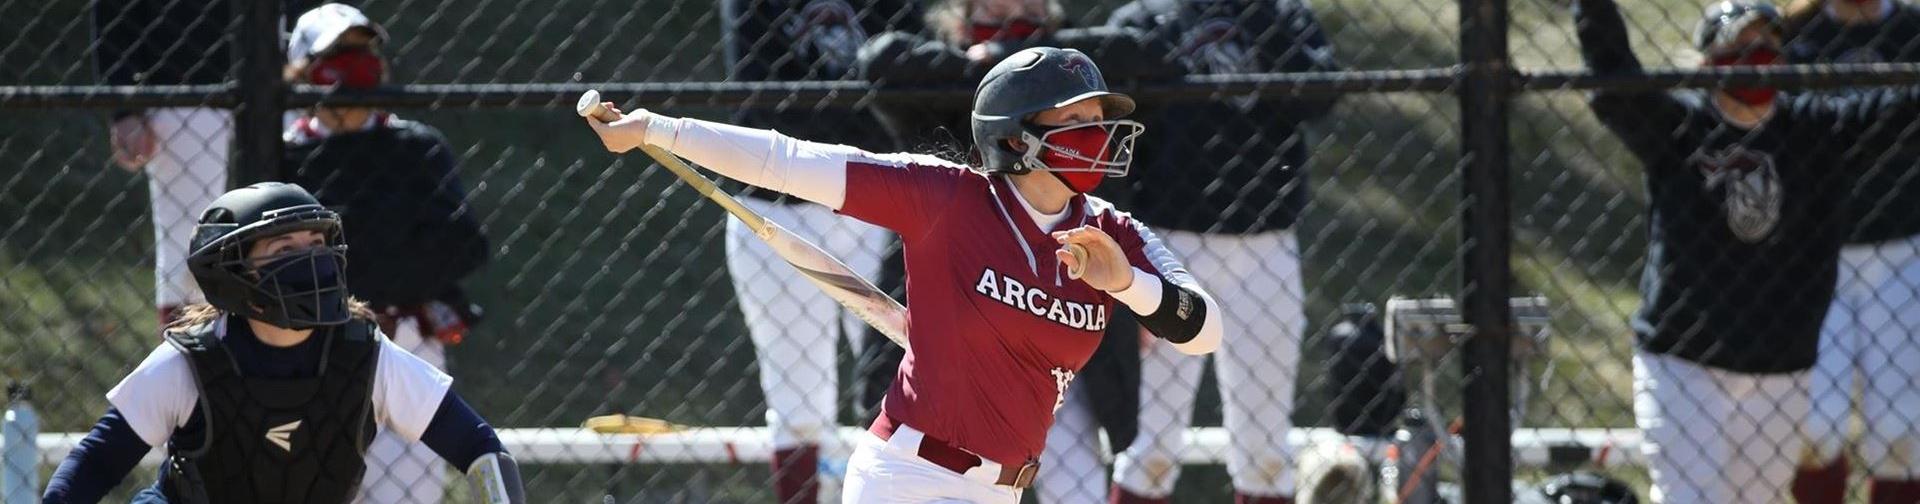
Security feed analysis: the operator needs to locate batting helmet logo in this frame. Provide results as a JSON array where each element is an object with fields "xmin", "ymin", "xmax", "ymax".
[{"xmin": 1059, "ymin": 54, "xmax": 1101, "ymax": 91}]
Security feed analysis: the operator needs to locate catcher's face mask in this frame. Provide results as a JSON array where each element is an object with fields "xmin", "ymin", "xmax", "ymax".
[
  {"xmin": 1017, "ymin": 120, "xmax": 1144, "ymax": 193},
  {"xmin": 207, "ymin": 225, "xmax": 351, "ymax": 329}
]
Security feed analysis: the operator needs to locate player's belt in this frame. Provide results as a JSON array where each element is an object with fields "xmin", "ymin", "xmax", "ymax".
[{"xmin": 872, "ymin": 414, "xmax": 1040, "ymax": 489}]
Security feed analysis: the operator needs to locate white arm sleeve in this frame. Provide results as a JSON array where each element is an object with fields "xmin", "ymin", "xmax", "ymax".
[
  {"xmin": 106, "ymin": 345, "xmax": 199, "ymax": 447},
  {"xmin": 371, "ymin": 332, "xmax": 454, "ymax": 442},
  {"xmin": 643, "ymin": 116, "xmax": 864, "ymax": 210}
]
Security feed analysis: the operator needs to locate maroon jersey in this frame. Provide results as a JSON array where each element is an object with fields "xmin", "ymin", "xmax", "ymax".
[{"xmin": 841, "ymin": 157, "xmax": 1172, "ymax": 465}]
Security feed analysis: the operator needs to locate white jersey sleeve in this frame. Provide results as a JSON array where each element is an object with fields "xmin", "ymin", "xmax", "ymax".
[
  {"xmin": 106, "ymin": 344, "xmax": 199, "ymax": 447},
  {"xmin": 370, "ymin": 330, "xmax": 454, "ymax": 442}
]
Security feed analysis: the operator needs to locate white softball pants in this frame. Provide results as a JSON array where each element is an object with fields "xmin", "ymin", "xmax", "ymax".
[
  {"xmin": 1113, "ymin": 229, "xmax": 1305, "ymax": 498},
  {"xmin": 1809, "ymin": 235, "xmax": 1920, "ymax": 479},
  {"xmin": 1634, "ymin": 351, "xmax": 1811, "ymax": 504},
  {"xmin": 726, "ymin": 198, "xmax": 889, "ymax": 449},
  {"xmin": 144, "ymin": 107, "xmax": 229, "ymax": 308},
  {"xmin": 843, "ymin": 426, "xmax": 1023, "ymax": 504}
]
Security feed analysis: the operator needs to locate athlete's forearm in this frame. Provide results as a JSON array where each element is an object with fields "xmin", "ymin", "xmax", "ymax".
[
  {"xmin": 643, "ymin": 115, "xmax": 854, "ymax": 209},
  {"xmin": 43, "ymin": 409, "xmax": 151, "ymax": 504},
  {"xmin": 1112, "ymin": 267, "xmax": 1223, "ymax": 355}
]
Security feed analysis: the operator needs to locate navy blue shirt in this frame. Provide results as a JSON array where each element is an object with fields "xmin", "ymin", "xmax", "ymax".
[
  {"xmin": 1109, "ymin": 0, "xmax": 1342, "ymax": 234},
  {"xmin": 1786, "ymin": 3, "xmax": 1920, "ymax": 243},
  {"xmin": 1577, "ymin": 0, "xmax": 1920, "ymax": 373}
]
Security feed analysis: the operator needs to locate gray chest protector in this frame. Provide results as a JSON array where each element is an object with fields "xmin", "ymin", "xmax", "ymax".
[{"xmin": 161, "ymin": 320, "xmax": 380, "ymax": 504}]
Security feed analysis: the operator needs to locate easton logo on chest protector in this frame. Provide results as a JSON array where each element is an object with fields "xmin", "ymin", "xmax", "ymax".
[
  {"xmin": 265, "ymin": 420, "xmax": 302, "ymax": 452},
  {"xmin": 162, "ymin": 319, "xmax": 381, "ymax": 504}
]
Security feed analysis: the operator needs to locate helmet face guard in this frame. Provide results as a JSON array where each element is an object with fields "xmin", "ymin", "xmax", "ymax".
[
  {"xmin": 1015, "ymin": 119, "xmax": 1144, "ymax": 193},
  {"xmin": 188, "ymin": 197, "xmax": 353, "ymax": 330},
  {"xmin": 1016, "ymin": 120, "xmax": 1144, "ymax": 176}
]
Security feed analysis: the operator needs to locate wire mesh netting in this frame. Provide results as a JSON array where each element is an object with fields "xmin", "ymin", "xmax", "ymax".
[{"xmin": 5, "ymin": 0, "xmax": 1920, "ymax": 502}]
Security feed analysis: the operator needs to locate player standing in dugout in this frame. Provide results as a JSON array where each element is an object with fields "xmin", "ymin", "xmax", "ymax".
[
  {"xmin": 91, "ymin": 0, "xmax": 233, "ymax": 325},
  {"xmin": 40, "ymin": 183, "xmax": 523, "ymax": 504},
  {"xmin": 1780, "ymin": 0, "xmax": 1920, "ymax": 500},
  {"xmin": 1571, "ymin": 0, "xmax": 1920, "ymax": 501},
  {"xmin": 717, "ymin": 0, "xmax": 918, "ymax": 500},
  {"xmin": 1104, "ymin": 0, "xmax": 1341, "ymax": 501},
  {"xmin": 585, "ymin": 47, "xmax": 1222, "ymax": 503},
  {"xmin": 277, "ymin": 4, "xmax": 493, "ymax": 502}
]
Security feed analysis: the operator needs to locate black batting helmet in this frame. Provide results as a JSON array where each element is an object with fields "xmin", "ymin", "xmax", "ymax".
[
  {"xmin": 1694, "ymin": 0, "xmax": 1783, "ymax": 51},
  {"xmin": 970, "ymin": 47, "xmax": 1138, "ymax": 175},
  {"xmin": 185, "ymin": 182, "xmax": 352, "ymax": 329}
]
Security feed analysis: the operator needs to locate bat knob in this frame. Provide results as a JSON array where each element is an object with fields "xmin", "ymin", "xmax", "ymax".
[
  {"xmin": 1065, "ymin": 243, "xmax": 1089, "ymax": 280},
  {"xmin": 576, "ymin": 89, "xmax": 618, "ymax": 122}
]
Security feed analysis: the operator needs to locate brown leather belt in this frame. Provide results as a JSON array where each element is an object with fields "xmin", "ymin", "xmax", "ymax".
[{"xmin": 873, "ymin": 415, "xmax": 1039, "ymax": 489}]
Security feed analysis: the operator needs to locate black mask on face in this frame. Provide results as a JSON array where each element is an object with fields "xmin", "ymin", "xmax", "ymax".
[{"xmin": 248, "ymin": 247, "xmax": 350, "ymax": 329}]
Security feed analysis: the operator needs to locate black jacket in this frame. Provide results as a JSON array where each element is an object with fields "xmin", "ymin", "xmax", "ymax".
[
  {"xmin": 280, "ymin": 116, "xmax": 490, "ymax": 310},
  {"xmin": 722, "ymin": 0, "xmax": 922, "ymax": 201},
  {"xmin": 1110, "ymin": 0, "xmax": 1342, "ymax": 234},
  {"xmin": 856, "ymin": 25, "xmax": 1184, "ymax": 157},
  {"xmin": 1578, "ymin": 0, "xmax": 1920, "ymax": 373},
  {"xmin": 1787, "ymin": 4, "xmax": 1920, "ymax": 244},
  {"xmin": 91, "ymin": 0, "xmax": 233, "ymax": 88}
]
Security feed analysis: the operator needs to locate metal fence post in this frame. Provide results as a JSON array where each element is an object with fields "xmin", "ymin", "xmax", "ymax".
[
  {"xmin": 1458, "ymin": 0, "xmax": 1515, "ymax": 498},
  {"xmin": 232, "ymin": 0, "xmax": 285, "ymax": 186}
]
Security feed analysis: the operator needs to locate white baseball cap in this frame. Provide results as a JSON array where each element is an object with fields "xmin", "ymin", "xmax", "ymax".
[{"xmin": 287, "ymin": 3, "xmax": 387, "ymax": 61}]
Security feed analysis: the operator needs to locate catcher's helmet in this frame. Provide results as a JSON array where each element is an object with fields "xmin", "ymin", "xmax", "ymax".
[
  {"xmin": 971, "ymin": 47, "xmax": 1139, "ymax": 175},
  {"xmin": 185, "ymin": 182, "xmax": 352, "ymax": 329},
  {"xmin": 1694, "ymin": 0, "xmax": 1783, "ymax": 51}
]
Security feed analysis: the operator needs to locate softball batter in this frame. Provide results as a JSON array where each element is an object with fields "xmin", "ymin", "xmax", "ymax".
[
  {"xmin": 719, "ymin": 0, "xmax": 918, "ymax": 500},
  {"xmin": 586, "ymin": 47, "xmax": 1222, "ymax": 503}
]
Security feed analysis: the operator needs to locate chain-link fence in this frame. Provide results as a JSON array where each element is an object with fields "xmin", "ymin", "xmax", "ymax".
[{"xmin": 6, "ymin": 0, "xmax": 1920, "ymax": 502}]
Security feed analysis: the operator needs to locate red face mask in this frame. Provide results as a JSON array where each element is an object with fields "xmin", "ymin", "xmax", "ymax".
[
  {"xmin": 307, "ymin": 47, "xmax": 385, "ymax": 89},
  {"xmin": 969, "ymin": 19, "xmax": 1044, "ymax": 43},
  {"xmin": 1707, "ymin": 45, "xmax": 1783, "ymax": 107},
  {"xmin": 1027, "ymin": 121, "xmax": 1142, "ymax": 193}
]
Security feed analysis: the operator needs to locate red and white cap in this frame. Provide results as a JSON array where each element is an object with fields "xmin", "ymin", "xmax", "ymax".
[{"xmin": 287, "ymin": 3, "xmax": 387, "ymax": 61}]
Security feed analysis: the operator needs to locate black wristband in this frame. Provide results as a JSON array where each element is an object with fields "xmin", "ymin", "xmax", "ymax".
[{"xmin": 1136, "ymin": 276, "xmax": 1206, "ymax": 344}]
